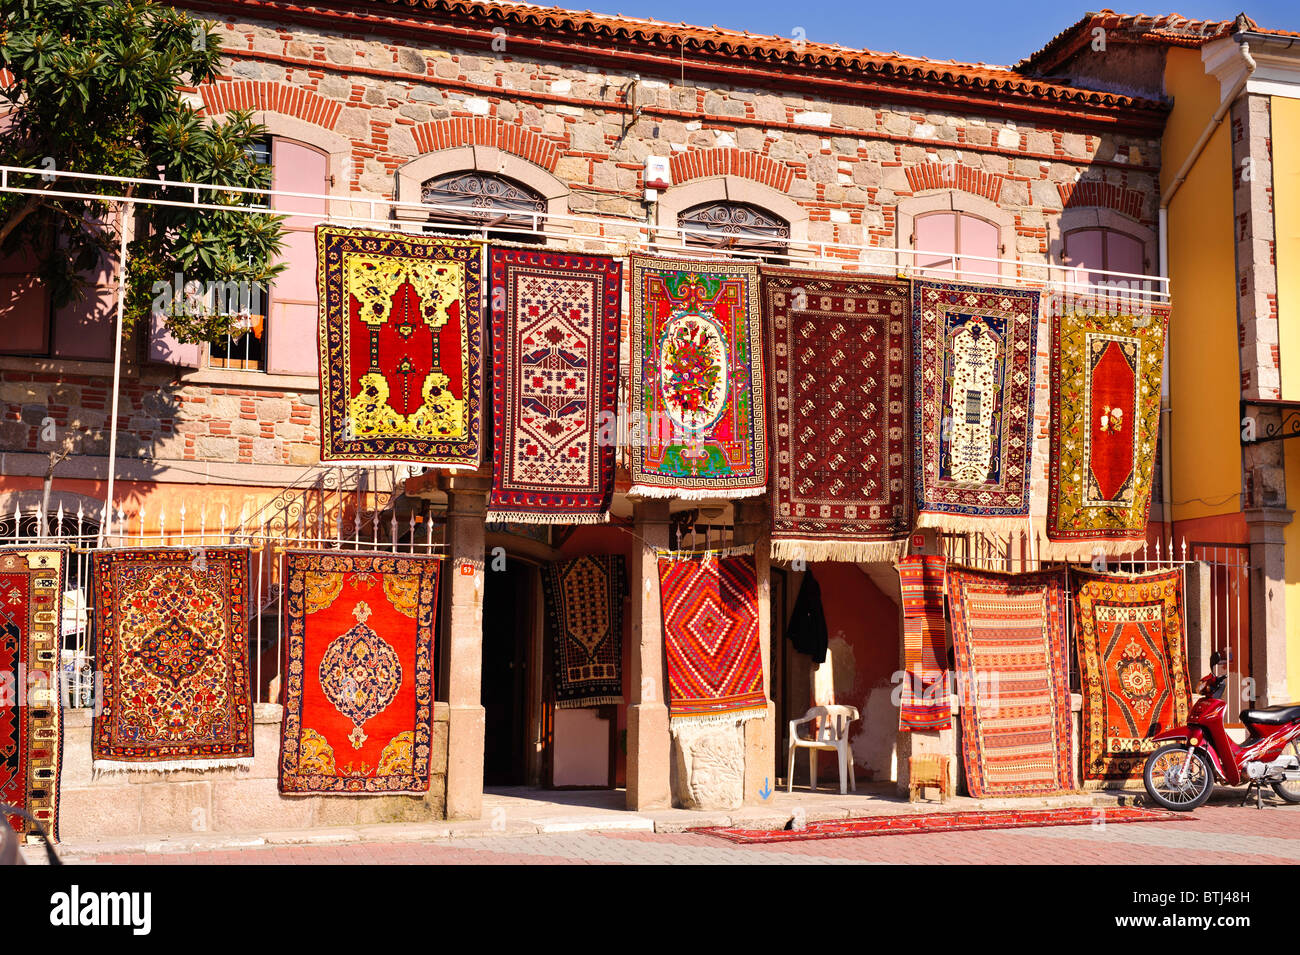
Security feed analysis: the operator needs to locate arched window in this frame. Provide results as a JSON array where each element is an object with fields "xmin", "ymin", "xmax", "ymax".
[
  {"xmin": 1062, "ymin": 227, "xmax": 1147, "ymax": 284},
  {"xmin": 912, "ymin": 211, "xmax": 1000, "ymax": 280},
  {"xmin": 422, "ymin": 171, "xmax": 546, "ymax": 244},
  {"xmin": 678, "ymin": 201, "xmax": 789, "ymax": 258}
]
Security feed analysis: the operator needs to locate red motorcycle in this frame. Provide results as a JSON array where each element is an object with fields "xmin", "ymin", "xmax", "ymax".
[{"xmin": 1144, "ymin": 651, "xmax": 1300, "ymax": 810}]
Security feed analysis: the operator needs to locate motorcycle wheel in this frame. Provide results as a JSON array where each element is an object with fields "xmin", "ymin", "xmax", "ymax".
[
  {"xmin": 1144, "ymin": 743, "xmax": 1215, "ymax": 811},
  {"xmin": 1271, "ymin": 741, "xmax": 1300, "ymax": 803}
]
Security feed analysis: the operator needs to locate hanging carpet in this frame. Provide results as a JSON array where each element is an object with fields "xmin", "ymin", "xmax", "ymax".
[
  {"xmin": 542, "ymin": 554, "xmax": 626, "ymax": 708},
  {"xmin": 896, "ymin": 554, "xmax": 951, "ymax": 731}
]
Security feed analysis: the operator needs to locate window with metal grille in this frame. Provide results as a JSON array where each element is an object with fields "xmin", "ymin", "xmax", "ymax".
[
  {"xmin": 421, "ymin": 171, "xmax": 547, "ymax": 244},
  {"xmin": 677, "ymin": 201, "xmax": 789, "ymax": 259}
]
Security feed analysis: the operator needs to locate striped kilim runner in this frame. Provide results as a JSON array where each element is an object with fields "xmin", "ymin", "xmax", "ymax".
[
  {"xmin": 656, "ymin": 549, "xmax": 767, "ymax": 727},
  {"xmin": 896, "ymin": 555, "xmax": 951, "ymax": 731},
  {"xmin": 945, "ymin": 566, "xmax": 1074, "ymax": 797}
]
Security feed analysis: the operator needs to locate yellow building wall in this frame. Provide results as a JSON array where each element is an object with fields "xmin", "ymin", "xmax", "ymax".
[
  {"xmin": 1163, "ymin": 49, "xmax": 1241, "ymax": 523},
  {"xmin": 1277, "ymin": 96, "xmax": 1300, "ymax": 400},
  {"xmin": 1273, "ymin": 96, "xmax": 1300, "ymax": 697}
]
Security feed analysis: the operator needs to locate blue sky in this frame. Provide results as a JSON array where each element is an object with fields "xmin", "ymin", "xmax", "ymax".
[{"xmin": 573, "ymin": 1, "xmax": 1300, "ymax": 66}]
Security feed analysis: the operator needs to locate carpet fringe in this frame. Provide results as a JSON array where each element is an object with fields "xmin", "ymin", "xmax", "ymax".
[
  {"xmin": 656, "ymin": 544, "xmax": 756, "ymax": 561},
  {"xmin": 92, "ymin": 757, "xmax": 255, "ymax": 774},
  {"xmin": 555, "ymin": 696, "xmax": 624, "ymax": 708},
  {"xmin": 1037, "ymin": 537, "xmax": 1147, "ymax": 561},
  {"xmin": 670, "ymin": 707, "xmax": 767, "ymax": 730},
  {"xmin": 485, "ymin": 510, "xmax": 609, "ymax": 525},
  {"xmin": 914, "ymin": 512, "xmax": 1035, "ymax": 536},
  {"xmin": 629, "ymin": 484, "xmax": 766, "ymax": 501},
  {"xmin": 770, "ymin": 538, "xmax": 907, "ymax": 564}
]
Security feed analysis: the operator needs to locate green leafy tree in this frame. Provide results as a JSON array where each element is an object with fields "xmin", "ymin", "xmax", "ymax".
[{"xmin": 0, "ymin": 0, "xmax": 285, "ymax": 344}]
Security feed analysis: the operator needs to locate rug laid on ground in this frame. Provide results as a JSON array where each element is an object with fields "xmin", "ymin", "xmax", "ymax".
[
  {"xmin": 912, "ymin": 280, "xmax": 1039, "ymax": 531},
  {"xmin": 317, "ymin": 225, "xmax": 483, "ymax": 466},
  {"xmin": 692, "ymin": 806, "xmax": 1188, "ymax": 844},
  {"xmin": 896, "ymin": 555, "xmax": 951, "ymax": 731},
  {"xmin": 1048, "ymin": 304, "xmax": 1169, "ymax": 548},
  {"xmin": 630, "ymin": 255, "xmax": 767, "ymax": 498},
  {"xmin": 763, "ymin": 267, "xmax": 912, "ymax": 561},
  {"xmin": 91, "ymin": 548, "xmax": 253, "ymax": 772},
  {"xmin": 280, "ymin": 551, "xmax": 440, "ymax": 794},
  {"xmin": 656, "ymin": 548, "xmax": 766, "ymax": 726},
  {"xmin": 945, "ymin": 566, "xmax": 1074, "ymax": 796},
  {"xmin": 542, "ymin": 554, "xmax": 626, "ymax": 708},
  {"xmin": 488, "ymin": 248, "xmax": 622, "ymax": 523},
  {"xmin": 1074, "ymin": 568, "xmax": 1190, "ymax": 781},
  {"xmin": 0, "ymin": 547, "xmax": 64, "ymax": 843}
]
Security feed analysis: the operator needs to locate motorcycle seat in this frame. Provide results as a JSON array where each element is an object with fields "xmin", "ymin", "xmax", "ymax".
[{"xmin": 1240, "ymin": 704, "xmax": 1300, "ymax": 726}]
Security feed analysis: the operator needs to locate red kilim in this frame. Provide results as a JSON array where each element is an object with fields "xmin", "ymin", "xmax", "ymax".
[
  {"xmin": 0, "ymin": 547, "xmax": 64, "ymax": 843},
  {"xmin": 317, "ymin": 225, "xmax": 484, "ymax": 466},
  {"xmin": 946, "ymin": 566, "xmax": 1074, "ymax": 797},
  {"xmin": 488, "ymin": 247, "xmax": 622, "ymax": 523},
  {"xmin": 1074, "ymin": 568, "xmax": 1191, "ymax": 780},
  {"xmin": 92, "ymin": 548, "xmax": 253, "ymax": 771},
  {"xmin": 896, "ymin": 555, "xmax": 951, "ymax": 731},
  {"xmin": 657, "ymin": 549, "xmax": 766, "ymax": 727},
  {"xmin": 763, "ymin": 268, "xmax": 912, "ymax": 562},
  {"xmin": 280, "ymin": 551, "xmax": 440, "ymax": 794},
  {"xmin": 692, "ymin": 806, "xmax": 1188, "ymax": 844}
]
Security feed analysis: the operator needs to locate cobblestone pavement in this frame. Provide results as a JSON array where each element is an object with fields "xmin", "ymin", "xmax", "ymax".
[{"xmin": 72, "ymin": 803, "xmax": 1300, "ymax": 865}]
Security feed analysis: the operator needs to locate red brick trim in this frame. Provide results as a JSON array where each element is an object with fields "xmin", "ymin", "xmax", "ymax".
[
  {"xmin": 197, "ymin": 80, "xmax": 342, "ymax": 129},
  {"xmin": 669, "ymin": 149, "xmax": 794, "ymax": 192},
  {"xmin": 904, "ymin": 163, "xmax": 1003, "ymax": 203},
  {"xmin": 1058, "ymin": 179, "xmax": 1146, "ymax": 220},
  {"xmin": 409, "ymin": 119, "xmax": 561, "ymax": 172}
]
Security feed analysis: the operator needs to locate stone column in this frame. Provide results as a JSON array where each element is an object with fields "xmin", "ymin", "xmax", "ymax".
[
  {"xmin": 440, "ymin": 473, "xmax": 490, "ymax": 820},
  {"xmin": 1244, "ymin": 507, "xmax": 1293, "ymax": 707},
  {"xmin": 626, "ymin": 499, "xmax": 672, "ymax": 810},
  {"xmin": 734, "ymin": 499, "xmax": 775, "ymax": 804}
]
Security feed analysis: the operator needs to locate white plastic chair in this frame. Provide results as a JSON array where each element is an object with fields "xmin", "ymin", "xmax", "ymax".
[{"xmin": 786, "ymin": 705, "xmax": 859, "ymax": 794}]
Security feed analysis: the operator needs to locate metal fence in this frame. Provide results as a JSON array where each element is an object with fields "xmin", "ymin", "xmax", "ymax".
[
  {"xmin": 3, "ymin": 473, "xmax": 445, "ymax": 709},
  {"xmin": 932, "ymin": 530, "xmax": 1248, "ymax": 711}
]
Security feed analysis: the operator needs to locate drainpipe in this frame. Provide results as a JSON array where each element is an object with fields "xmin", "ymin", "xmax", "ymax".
[{"xmin": 1157, "ymin": 38, "xmax": 1256, "ymax": 540}]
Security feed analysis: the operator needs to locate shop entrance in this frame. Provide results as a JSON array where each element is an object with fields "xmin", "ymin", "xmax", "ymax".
[{"xmin": 482, "ymin": 558, "xmax": 533, "ymax": 786}]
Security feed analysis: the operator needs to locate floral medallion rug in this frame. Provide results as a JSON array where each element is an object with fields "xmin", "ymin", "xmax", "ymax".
[
  {"xmin": 946, "ymin": 565, "xmax": 1074, "ymax": 797},
  {"xmin": 1074, "ymin": 568, "xmax": 1190, "ymax": 781},
  {"xmin": 316, "ymin": 225, "xmax": 484, "ymax": 466},
  {"xmin": 762, "ymin": 267, "xmax": 912, "ymax": 561},
  {"xmin": 0, "ymin": 547, "xmax": 64, "ymax": 842},
  {"xmin": 92, "ymin": 548, "xmax": 253, "ymax": 772},
  {"xmin": 488, "ymin": 247, "xmax": 622, "ymax": 523},
  {"xmin": 1048, "ymin": 303, "xmax": 1169, "ymax": 550},
  {"xmin": 630, "ymin": 255, "xmax": 767, "ymax": 499},
  {"xmin": 280, "ymin": 551, "xmax": 440, "ymax": 794},
  {"xmin": 912, "ymin": 280, "xmax": 1039, "ymax": 532},
  {"xmin": 542, "ymin": 554, "xmax": 626, "ymax": 708},
  {"xmin": 656, "ymin": 548, "xmax": 766, "ymax": 727}
]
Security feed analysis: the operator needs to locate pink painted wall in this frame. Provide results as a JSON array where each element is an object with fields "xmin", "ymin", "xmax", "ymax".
[{"xmin": 809, "ymin": 563, "xmax": 901, "ymax": 783}]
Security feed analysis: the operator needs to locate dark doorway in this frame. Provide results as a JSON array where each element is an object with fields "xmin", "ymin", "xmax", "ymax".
[{"xmin": 482, "ymin": 558, "xmax": 531, "ymax": 785}]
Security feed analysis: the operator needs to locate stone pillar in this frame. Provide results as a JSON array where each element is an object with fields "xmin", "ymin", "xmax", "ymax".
[
  {"xmin": 626, "ymin": 499, "xmax": 672, "ymax": 810},
  {"xmin": 734, "ymin": 499, "xmax": 775, "ymax": 804},
  {"xmin": 440, "ymin": 473, "xmax": 490, "ymax": 820},
  {"xmin": 1244, "ymin": 507, "xmax": 1293, "ymax": 707},
  {"xmin": 1183, "ymin": 560, "xmax": 1214, "ymax": 683}
]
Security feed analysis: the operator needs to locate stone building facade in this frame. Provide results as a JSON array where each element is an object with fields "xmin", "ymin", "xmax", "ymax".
[{"xmin": 0, "ymin": 0, "xmax": 1181, "ymax": 826}]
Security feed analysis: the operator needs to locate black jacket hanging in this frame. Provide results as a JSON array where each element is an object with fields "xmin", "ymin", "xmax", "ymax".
[{"xmin": 784, "ymin": 571, "xmax": 828, "ymax": 665}]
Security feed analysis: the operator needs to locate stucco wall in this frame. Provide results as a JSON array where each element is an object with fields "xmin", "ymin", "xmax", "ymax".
[{"xmin": 57, "ymin": 703, "xmax": 449, "ymax": 843}]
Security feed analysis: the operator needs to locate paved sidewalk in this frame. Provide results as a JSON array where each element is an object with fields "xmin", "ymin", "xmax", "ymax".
[
  {"xmin": 47, "ymin": 800, "xmax": 1300, "ymax": 865},
  {"xmin": 29, "ymin": 782, "xmax": 1140, "ymax": 862}
]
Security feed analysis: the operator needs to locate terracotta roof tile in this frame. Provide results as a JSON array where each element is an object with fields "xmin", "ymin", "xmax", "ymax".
[
  {"xmin": 1018, "ymin": 9, "xmax": 1260, "ymax": 74},
  {"xmin": 365, "ymin": 0, "xmax": 1167, "ymax": 110}
]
